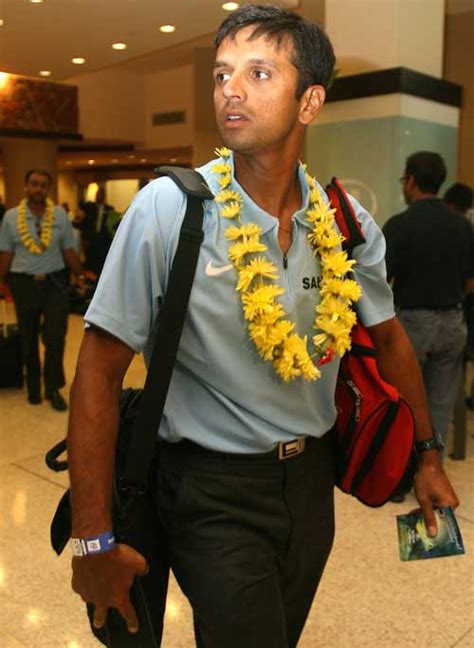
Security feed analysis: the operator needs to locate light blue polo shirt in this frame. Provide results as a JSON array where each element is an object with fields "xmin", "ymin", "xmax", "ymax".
[
  {"xmin": 0, "ymin": 204, "xmax": 77, "ymax": 274},
  {"xmin": 85, "ymin": 154, "xmax": 395, "ymax": 453}
]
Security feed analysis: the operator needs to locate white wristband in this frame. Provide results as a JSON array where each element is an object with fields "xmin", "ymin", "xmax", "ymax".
[{"xmin": 71, "ymin": 531, "xmax": 116, "ymax": 556}]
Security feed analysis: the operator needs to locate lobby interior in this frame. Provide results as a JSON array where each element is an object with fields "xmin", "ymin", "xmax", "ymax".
[{"xmin": 0, "ymin": 1, "xmax": 473, "ymax": 647}]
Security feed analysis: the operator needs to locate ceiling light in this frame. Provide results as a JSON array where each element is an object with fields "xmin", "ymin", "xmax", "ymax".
[
  {"xmin": 39, "ymin": 70, "xmax": 51, "ymax": 77},
  {"xmin": 66, "ymin": 161, "xmax": 72, "ymax": 165},
  {"xmin": 170, "ymin": 158, "xmax": 177, "ymax": 163},
  {"xmin": 112, "ymin": 43, "xmax": 127, "ymax": 51},
  {"xmin": 222, "ymin": 2, "xmax": 239, "ymax": 10},
  {"xmin": 88, "ymin": 160, "xmax": 95, "ymax": 165},
  {"xmin": 0, "ymin": 72, "xmax": 9, "ymax": 89},
  {"xmin": 0, "ymin": 19, "xmax": 4, "ymax": 27},
  {"xmin": 128, "ymin": 154, "xmax": 135, "ymax": 159},
  {"xmin": 111, "ymin": 159, "xmax": 119, "ymax": 163},
  {"xmin": 72, "ymin": 57, "xmax": 85, "ymax": 65},
  {"xmin": 29, "ymin": 0, "xmax": 44, "ymax": 4},
  {"xmin": 159, "ymin": 25, "xmax": 176, "ymax": 33},
  {"xmin": 140, "ymin": 158, "xmax": 147, "ymax": 163}
]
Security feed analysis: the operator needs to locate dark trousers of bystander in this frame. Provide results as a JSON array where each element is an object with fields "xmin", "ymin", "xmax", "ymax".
[
  {"xmin": 156, "ymin": 433, "xmax": 335, "ymax": 648},
  {"xmin": 10, "ymin": 271, "xmax": 69, "ymax": 399}
]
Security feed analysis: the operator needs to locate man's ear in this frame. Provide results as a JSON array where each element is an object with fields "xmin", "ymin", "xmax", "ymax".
[{"xmin": 299, "ymin": 85, "xmax": 325, "ymax": 126}]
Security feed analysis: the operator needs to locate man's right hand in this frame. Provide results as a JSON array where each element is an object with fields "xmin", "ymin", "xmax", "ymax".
[{"xmin": 71, "ymin": 543, "xmax": 149, "ymax": 633}]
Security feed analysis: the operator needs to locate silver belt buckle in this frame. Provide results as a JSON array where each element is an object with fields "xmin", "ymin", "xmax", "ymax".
[
  {"xmin": 278, "ymin": 437, "xmax": 306, "ymax": 460},
  {"xmin": 33, "ymin": 274, "xmax": 47, "ymax": 281}
]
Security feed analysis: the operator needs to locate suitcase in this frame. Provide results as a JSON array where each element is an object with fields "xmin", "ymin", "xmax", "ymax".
[{"xmin": 0, "ymin": 297, "xmax": 24, "ymax": 388}]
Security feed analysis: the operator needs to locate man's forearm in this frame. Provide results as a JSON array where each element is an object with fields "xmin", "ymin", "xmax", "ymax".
[
  {"xmin": 367, "ymin": 317, "xmax": 433, "ymax": 442},
  {"xmin": 68, "ymin": 330, "xmax": 134, "ymax": 536},
  {"xmin": 63, "ymin": 248, "xmax": 84, "ymax": 277}
]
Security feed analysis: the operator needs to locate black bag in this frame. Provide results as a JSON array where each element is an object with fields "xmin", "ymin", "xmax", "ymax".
[
  {"xmin": 0, "ymin": 296, "xmax": 24, "ymax": 388},
  {"xmin": 46, "ymin": 167, "xmax": 213, "ymax": 647}
]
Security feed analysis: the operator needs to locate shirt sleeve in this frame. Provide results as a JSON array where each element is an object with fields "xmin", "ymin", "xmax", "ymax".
[
  {"xmin": 0, "ymin": 211, "xmax": 15, "ymax": 252},
  {"xmin": 348, "ymin": 195, "xmax": 395, "ymax": 327},
  {"xmin": 84, "ymin": 178, "xmax": 186, "ymax": 353},
  {"xmin": 59, "ymin": 208, "xmax": 79, "ymax": 250}
]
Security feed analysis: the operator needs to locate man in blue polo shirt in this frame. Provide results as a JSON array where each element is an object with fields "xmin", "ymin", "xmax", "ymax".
[
  {"xmin": 67, "ymin": 5, "xmax": 459, "ymax": 647},
  {"xmin": 0, "ymin": 169, "xmax": 85, "ymax": 410}
]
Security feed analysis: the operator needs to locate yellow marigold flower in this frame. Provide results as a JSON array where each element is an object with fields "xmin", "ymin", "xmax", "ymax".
[
  {"xmin": 212, "ymin": 163, "xmax": 232, "ymax": 175},
  {"xmin": 320, "ymin": 278, "xmax": 362, "ymax": 302},
  {"xmin": 220, "ymin": 202, "xmax": 241, "ymax": 219},
  {"xmin": 219, "ymin": 173, "xmax": 232, "ymax": 189},
  {"xmin": 308, "ymin": 228, "xmax": 344, "ymax": 251},
  {"xmin": 225, "ymin": 223, "xmax": 261, "ymax": 241},
  {"xmin": 320, "ymin": 250, "xmax": 356, "ymax": 277},
  {"xmin": 229, "ymin": 238, "xmax": 267, "ymax": 266},
  {"xmin": 236, "ymin": 257, "xmax": 279, "ymax": 292},
  {"xmin": 242, "ymin": 285, "xmax": 285, "ymax": 320},
  {"xmin": 215, "ymin": 190, "xmax": 242, "ymax": 203},
  {"xmin": 256, "ymin": 307, "xmax": 286, "ymax": 326},
  {"xmin": 215, "ymin": 147, "xmax": 231, "ymax": 158}
]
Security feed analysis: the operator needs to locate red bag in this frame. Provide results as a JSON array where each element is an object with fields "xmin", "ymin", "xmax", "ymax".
[{"xmin": 327, "ymin": 179, "xmax": 416, "ymax": 507}]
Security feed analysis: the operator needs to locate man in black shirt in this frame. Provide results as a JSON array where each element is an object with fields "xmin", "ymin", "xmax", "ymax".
[{"xmin": 383, "ymin": 151, "xmax": 474, "ymax": 454}]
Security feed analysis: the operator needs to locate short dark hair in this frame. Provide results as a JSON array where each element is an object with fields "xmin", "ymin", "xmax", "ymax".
[
  {"xmin": 443, "ymin": 183, "xmax": 473, "ymax": 212},
  {"xmin": 25, "ymin": 169, "xmax": 53, "ymax": 185},
  {"xmin": 404, "ymin": 151, "xmax": 447, "ymax": 194},
  {"xmin": 214, "ymin": 4, "xmax": 335, "ymax": 99}
]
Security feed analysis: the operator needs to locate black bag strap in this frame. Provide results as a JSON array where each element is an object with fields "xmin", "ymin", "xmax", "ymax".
[
  {"xmin": 122, "ymin": 166, "xmax": 213, "ymax": 490},
  {"xmin": 326, "ymin": 177, "xmax": 365, "ymax": 257}
]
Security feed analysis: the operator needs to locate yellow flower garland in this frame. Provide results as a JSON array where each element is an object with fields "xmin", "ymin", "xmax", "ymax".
[
  {"xmin": 17, "ymin": 198, "xmax": 54, "ymax": 255},
  {"xmin": 213, "ymin": 148, "xmax": 362, "ymax": 383}
]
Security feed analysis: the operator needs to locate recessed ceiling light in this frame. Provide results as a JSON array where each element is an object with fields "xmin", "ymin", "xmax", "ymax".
[
  {"xmin": 112, "ymin": 43, "xmax": 127, "ymax": 51},
  {"xmin": 111, "ymin": 159, "xmax": 119, "ymax": 163},
  {"xmin": 170, "ymin": 158, "xmax": 177, "ymax": 162},
  {"xmin": 88, "ymin": 160, "xmax": 95, "ymax": 165},
  {"xmin": 66, "ymin": 161, "xmax": 72, "ymax": 165},
  {"xmin": 222, "ymin": 2, "xmax": 239, "ymax": 10},
  {"xmin": 128, "ymin": 154, "xmax": 135, "ymax": 159},
  {"xmin": 29, "ymin": 0, "xmax": 44, "ymax": 4},
  {"xmin": 39, "ymin": 70, "xmax": 51, "ymax": 77},
  {"xmin": 0, "ymin": 19, "xmax": 4, "ymax": 27},
  {"xmin": 159, "ymin": 25, "xmax": 176, "ymax": 33},
  {"xmin": 140, "ymin": 158, "xmax": 147, "ymax": 163},
  {"xmin": 72, "ymin": 57, "xmax": 85, "ymax": 65}
]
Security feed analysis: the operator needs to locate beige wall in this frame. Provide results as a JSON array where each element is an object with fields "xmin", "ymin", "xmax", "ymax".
[
  {"xmin": 444, "ymin": 10, "xmax": 474, "ymax": 186},
  {"xmin": 67, "ymin": 69, "xmax": 145, "ymax": 144},
  {"xmin": 57, "ymin": 171, "xmax": 78, "ymax": 213},
  {"xmin": 326, "ymin": 0, "xmax": 444, "ymax": 77},
  {"xmin": 143, "ymin": 65, "xmax": 194, "ymax": 149}
]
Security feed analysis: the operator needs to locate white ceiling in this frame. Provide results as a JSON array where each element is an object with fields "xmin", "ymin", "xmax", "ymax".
[{"xmin": 0, "ymin": 0, "xmax": 304, "ymax": 80}]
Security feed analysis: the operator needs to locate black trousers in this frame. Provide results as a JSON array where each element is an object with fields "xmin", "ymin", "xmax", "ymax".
[
  {"xmin": 156, "ymin": 434, "xmax": 335, "ymax": 648},
  {"xmin": 10, "ymin": 272, "xmax": 69, "ymax": 397}
]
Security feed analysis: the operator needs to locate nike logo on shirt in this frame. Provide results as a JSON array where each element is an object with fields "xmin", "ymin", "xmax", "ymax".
[{"xmin": 205, "ymin": 260, "xmax": 233, "ymax": 277}]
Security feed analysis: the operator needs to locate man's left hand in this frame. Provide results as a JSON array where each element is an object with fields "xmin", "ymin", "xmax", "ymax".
[{"xmin": 414, "ymin": 450, "xmax": 459, "ymax": 537}]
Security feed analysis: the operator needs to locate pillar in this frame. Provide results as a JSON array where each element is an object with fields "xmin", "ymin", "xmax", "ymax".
[
  {"xmin": 192, "ymin": 48, "xmax": 222, "ymax": 167},
  {"xmin": 304, "ymin": 0, "xmax": 461, "ymax": 225},
  {"xmin": 0, "ymin": 138, "xmax": 58, "ymax": 208}
]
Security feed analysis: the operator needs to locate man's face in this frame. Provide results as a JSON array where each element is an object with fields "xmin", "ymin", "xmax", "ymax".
[
  {"xmin": 213, "ymin": 27, "xmax": 307, "ymax": 155},
  {"xmin": 25, "ymin": 173, "xmax": 50, "ymax": 206}
]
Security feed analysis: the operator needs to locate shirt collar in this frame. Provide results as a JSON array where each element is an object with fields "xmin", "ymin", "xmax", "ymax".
[{"xmin": 209, "ymin": 151, "xmax": 326, "ymax": 235}]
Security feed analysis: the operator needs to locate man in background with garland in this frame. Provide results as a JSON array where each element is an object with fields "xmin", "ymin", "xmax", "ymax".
[
  {"xmin": 67, "ymin": 6, "xmax": 459, "ymax": 647},
  {"xmin": 0, "ymin": 169, "xmax": 85, "ymax": 411}
]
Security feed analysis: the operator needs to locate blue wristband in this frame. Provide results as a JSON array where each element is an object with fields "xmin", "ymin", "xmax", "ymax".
[{"xmin": 71, "ymin": 531, "xmax": 116, "ymax": 556}]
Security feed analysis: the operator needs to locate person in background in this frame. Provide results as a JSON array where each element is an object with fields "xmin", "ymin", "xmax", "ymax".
[
  {"xmin": 68, "ymin": 8, "xmax": 458, "ymax": 647},
  {"xmin": 73, "ymin": 188, "xmax": 117, "ymax": 277},
  {"xmin": 0, "ymin": 169, "xmax": 85, "ymax": 411},
  {"xmin": 384, "ymin": 152, "xmax": 474, "ymax": 455}
]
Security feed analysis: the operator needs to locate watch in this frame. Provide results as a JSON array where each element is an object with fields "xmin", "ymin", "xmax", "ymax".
[{"xmin": 415, "ymin": 437, "xmax": 443, "ymax": 453}]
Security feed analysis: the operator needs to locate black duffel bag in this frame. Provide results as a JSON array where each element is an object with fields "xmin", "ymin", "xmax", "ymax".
[{"xmin": 47, "ymin": 389, "xmax": 168, "ymax": 647}]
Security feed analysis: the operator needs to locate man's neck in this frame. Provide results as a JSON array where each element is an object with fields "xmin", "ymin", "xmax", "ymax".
[
  {"xmin": 26, "ymin": 200, "xmax": 46, "ymax": 216},
  {"xmin": 233, "ymin": 151, "xmax": 303, "ymax": 220},
  {"xmin": 409, "ymin": 190, "xmax": 438, "ymax": 204}
]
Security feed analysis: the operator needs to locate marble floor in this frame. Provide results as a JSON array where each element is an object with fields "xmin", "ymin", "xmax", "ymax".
[{"xmin": 0, "ymin": 311, "xmax": 473, "ymax": 648}]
